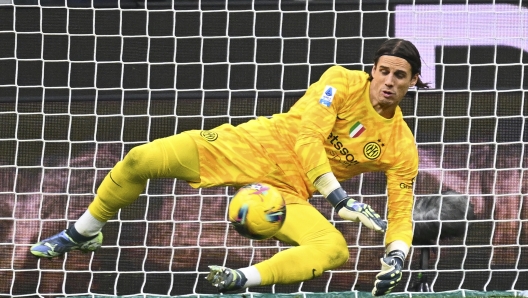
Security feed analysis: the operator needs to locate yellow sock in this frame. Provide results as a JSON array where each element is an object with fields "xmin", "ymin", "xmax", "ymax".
[{"xmin": 88, "ymin": 160, "xmax": 147, "ymax": 222}]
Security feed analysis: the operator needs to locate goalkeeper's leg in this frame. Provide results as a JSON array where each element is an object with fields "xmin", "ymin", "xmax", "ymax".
[
  {"xmin": 88, "ymin": 133, "xmax": 200, "ymax": 222},
  {"xmin": 31, "ymin": 133, "xmax": 201, "ymax": 258},
  {"xmin": 208, "ymin": 203, "xmax": 349, "ymax": 290},
  {"xmin": 256, "ymin": 203, "xmax": 349, "ymax": 284}
]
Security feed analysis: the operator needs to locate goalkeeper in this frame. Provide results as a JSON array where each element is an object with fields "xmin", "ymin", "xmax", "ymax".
[{"xmin": 31, "ymin": 38, "xmax": 428, "ymax": 296}]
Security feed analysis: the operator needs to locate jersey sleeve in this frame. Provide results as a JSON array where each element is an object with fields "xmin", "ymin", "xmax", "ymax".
[
  {"xmin": 384, "ymin": 138, "xmax": 418, "ymax": 247},
  {"xmin": 292, "ymin": 66, "xmax": 351, "ymax": 183}
]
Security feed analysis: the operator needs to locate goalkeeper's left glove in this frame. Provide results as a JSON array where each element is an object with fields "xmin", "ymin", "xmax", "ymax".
[
  {"xmin": 372, "ymin": 250, "xmax": 405, "ymax": 296},
  {"xmin": 326, "ymin": 188, "xmax": 387, "ymax": 233}
]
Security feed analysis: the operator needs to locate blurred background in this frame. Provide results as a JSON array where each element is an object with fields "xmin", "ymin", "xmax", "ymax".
[{"xmin": 0, "ymin": 0, "xmax": 527, "ymax": 296}]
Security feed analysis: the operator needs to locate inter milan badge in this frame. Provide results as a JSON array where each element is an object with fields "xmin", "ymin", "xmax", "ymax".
[
  {"xmin": 363, "ymin": 141, "xmax": 381, "ymax": 160},
  {"xmin": 200, "ymin": 130, "xmax": 218, "ymax": 142}
]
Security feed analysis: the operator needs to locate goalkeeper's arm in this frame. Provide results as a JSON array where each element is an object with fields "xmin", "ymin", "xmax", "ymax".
[
  {"xmin": 313, "ymin": 172, "xmax": 386, "ymax": 233},
  {"xmin": 314, "ymin": 172, "xmax": 409, "ymax": 296}
]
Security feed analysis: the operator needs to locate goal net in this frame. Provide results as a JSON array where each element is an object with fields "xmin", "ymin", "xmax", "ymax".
[{"xmin": 0, "ymin": 0, "xmax": 526, "ymax": 296}]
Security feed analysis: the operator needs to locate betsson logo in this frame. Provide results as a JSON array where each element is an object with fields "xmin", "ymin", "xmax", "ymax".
[{"xmin": 394, "ymin": 4, "xmax": 528, "ymax": 89}]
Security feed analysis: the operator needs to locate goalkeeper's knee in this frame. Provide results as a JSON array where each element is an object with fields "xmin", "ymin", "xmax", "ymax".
[
  {"xmin": 318, "ymin": 232, "xmax": 350, "ymax": 272},
  {"xmin": 122, "ymin": 142, "xmax": 165, "ymax": 182}
]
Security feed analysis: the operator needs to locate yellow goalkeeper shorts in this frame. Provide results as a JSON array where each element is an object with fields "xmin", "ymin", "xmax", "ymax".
[{"xmin": 184, "ymin": 124, "xmax": 312, "ymax": 205}]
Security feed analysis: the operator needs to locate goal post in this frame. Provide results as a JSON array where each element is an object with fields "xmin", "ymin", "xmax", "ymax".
[{"xmin": 0, "ymin": 0, "xmax": 527, "ymax": 296}]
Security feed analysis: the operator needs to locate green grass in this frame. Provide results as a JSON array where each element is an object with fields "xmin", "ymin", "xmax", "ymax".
[{"xmin": 71, "ymin": 290, "xmax": 524, "ymax": 298}]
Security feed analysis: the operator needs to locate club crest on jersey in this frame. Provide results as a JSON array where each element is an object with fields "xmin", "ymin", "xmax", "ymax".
[
  {"xmin": 364, "ymin": 141, "xmax": 381, "ymax": 160},
  {"xmin": 200, "ymin": 130, "xmax": 218, "ymax": 142},
  {"xmin": 319, "ymin": 85, "xmax": 336, "ymax": 107}
]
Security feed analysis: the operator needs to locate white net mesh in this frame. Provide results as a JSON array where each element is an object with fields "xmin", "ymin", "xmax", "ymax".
[{"xmin": 0, "ymin": 0, "xmax": 526, "ymax": 296}]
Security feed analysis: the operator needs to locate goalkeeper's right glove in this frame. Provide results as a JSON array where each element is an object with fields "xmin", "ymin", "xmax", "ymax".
[
  {"xmin": 326, "ymin": 188, "xmax": 387, "ymax": 233},
  {"xmin": 372, "ymin": 250, "xmax": 405, "ymax": 296}
]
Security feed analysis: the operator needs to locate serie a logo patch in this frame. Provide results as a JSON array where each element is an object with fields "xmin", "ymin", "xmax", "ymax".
[{"xmin": 319, "ymin": 85, "xmax": 337, "ymax": 107}]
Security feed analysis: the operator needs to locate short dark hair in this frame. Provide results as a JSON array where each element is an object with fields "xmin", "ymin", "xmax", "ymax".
[{"xmin": 371, "ymin": 38, "xmax": 429, "ymax": 89}]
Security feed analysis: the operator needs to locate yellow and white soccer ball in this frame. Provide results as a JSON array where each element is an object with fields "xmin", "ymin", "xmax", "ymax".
[{"xmin": 228, "ymin": 183, "xmax": 286, "ymax": 240}]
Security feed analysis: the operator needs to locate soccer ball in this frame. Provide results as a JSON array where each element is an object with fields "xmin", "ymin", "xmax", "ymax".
[{"xmin": 228, "ymin": 183, "xmax": 286, "ymax": 240}]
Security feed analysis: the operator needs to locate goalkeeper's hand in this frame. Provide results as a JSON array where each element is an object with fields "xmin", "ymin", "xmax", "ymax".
[
  {"xmin": 323, "ymin": 187, "xmax": 386, "ymax": 233},
  {"xmin": 336, "ymin": 198, "xmax": 387, "ymax": 233},
  {"xmin": 372, "ymin": 250, "xmax": 405, "ymax": 296}
]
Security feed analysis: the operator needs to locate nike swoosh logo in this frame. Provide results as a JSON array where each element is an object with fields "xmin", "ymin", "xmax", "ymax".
[
  {"xmin": 336, "ymin": 115, "xmax": 346, "ymax": 120},
  {"xmin": 109, "ymin": 172, "xmax": 122, "ymax": 188}
]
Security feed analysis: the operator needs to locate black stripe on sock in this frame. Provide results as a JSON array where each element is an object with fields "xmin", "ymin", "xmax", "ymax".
[{"xmin": 66, "ymin": 225, "xmax": 97, "ymax": 243}]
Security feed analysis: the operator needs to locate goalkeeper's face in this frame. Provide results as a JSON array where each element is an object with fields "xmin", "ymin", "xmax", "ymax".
[{"xmin": 370, "ymin": 55, "xmax": 418, "ymax": 114}]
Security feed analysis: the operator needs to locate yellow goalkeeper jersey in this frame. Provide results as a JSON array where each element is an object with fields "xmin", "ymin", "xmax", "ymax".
[{"xmin": 188, "ymin": 65, "xmax": 418, "ymax": 246}]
